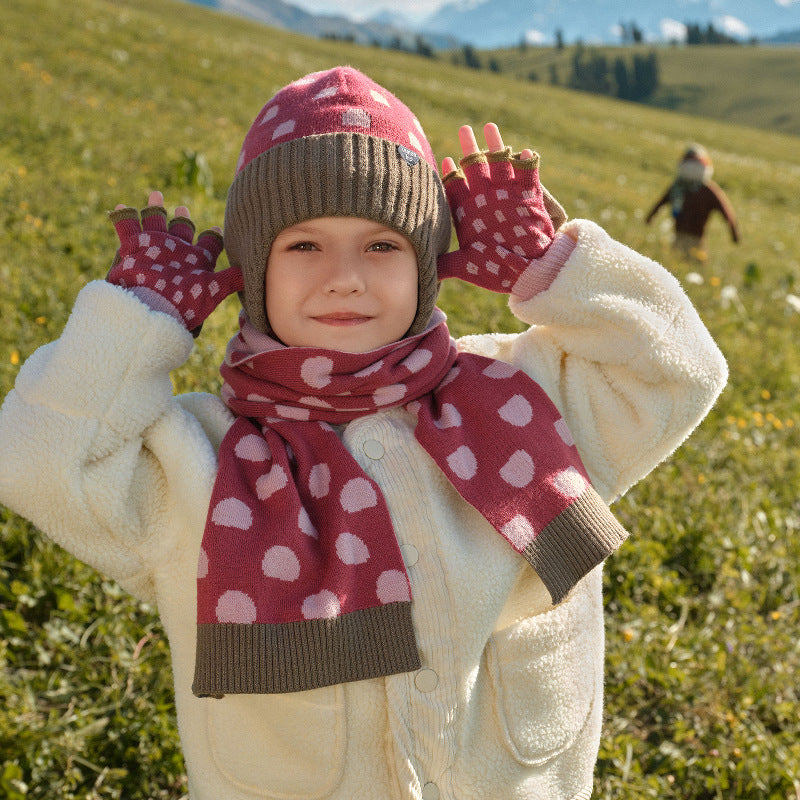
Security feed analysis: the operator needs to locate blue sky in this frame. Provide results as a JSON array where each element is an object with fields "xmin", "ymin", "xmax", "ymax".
[{"xmin": 290, "ymin": 0, "xmax": 444, "ymax": 20}]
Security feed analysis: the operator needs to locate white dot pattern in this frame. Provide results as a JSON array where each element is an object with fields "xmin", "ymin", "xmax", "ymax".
[
  {"xmin": 198, "ymin": 321, "xmax": 598, "ymax": 630},
  {"xmin": 234, "ymin": 66, "xmax": 439, "ymax": 179},
  {"xmin": 440, "ymin": 149, "xmax": 556, "ymax": 291}
]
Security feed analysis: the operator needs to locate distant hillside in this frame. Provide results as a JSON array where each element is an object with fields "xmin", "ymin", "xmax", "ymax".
[
  {"xmin": 178, "ymin": 0, "xmax": 800, "ymax": 137},
  {"xmin": 486, "ymin": 43, "xmax": 800, "ymax": 137}
]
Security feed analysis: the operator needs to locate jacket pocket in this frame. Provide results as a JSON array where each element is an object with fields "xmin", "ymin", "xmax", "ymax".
[
  {"xmin": 486, "ymin": 569, "xmax": 603, "ymax": 767},
  {"xmin": 207, "ymin": 685, "xmax": 346, "ymax": 798}
]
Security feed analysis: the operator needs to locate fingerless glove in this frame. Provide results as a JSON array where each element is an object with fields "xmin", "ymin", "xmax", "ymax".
[{"xmin": 107, "ymin": 205, "xmax": 243, "ymax": 335}]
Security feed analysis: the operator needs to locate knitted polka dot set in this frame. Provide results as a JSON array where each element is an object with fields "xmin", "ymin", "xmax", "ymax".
[{"xmin": 192, "ymin": 67, "xmax": 628, "ymax": 696}]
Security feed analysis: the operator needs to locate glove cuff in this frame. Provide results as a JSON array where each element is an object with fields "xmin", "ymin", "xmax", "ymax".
[{"xmin": 510, "ymin": 231, "xmax": 576, "ymax": 300}]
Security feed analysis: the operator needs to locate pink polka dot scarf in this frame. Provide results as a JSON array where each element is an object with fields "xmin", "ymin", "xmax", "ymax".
[{"xmin": 192, "ymin": 313, "xmax": 628, "ymax": 695}]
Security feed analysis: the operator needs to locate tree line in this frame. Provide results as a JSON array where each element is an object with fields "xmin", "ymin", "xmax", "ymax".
[
  {"xmin": 321, "ymin": 18, "xmax": 749, "ymax": 106},
  {"xmin": 567, "ymin": 46, "xmax": 659, "ymax": 101}
]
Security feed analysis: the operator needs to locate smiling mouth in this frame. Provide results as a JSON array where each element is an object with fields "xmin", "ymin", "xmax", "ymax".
[{"xmin": 313, "ymin": 312, "xmax": 372, "ymax": 327}]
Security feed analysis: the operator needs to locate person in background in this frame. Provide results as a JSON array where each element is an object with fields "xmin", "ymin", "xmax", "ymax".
[{"xmin": 646, "ymin": 143, "xmax": 739, "ymax": 261}]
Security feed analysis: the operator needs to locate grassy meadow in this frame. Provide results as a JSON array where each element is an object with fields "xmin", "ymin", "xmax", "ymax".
[{"xmin": 2, "ymin": 0, "xmax": 800, "ymax": 797}]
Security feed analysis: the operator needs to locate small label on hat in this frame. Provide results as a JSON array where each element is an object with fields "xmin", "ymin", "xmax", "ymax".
[{"xmin": 397, "ymin": 144, "xmax": 420, "ymax": 166}]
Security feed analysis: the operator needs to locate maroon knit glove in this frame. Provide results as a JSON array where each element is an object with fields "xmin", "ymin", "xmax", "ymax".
[
  {"xmin": 107, "ymin": 205, "xmax": 243, "ymax": 334},
  {"xmin": 437, "ymin": 148, "xmax": 555, "ymax": 293}
]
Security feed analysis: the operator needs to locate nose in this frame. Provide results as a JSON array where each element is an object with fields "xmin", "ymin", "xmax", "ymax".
[{"xmin": 323, "ymin": 254, "xmax": 366, "ymax": 295}]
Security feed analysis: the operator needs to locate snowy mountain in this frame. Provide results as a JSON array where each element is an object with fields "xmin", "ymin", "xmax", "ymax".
[
  {"xmin": 185, "ymin": 0, "xmax": 800, "ymax": 47},
  {"xmin": 420, "ymin": 0, "xmax": 800, "ymax": 47},
  {"xmin": 186, "ymin": 0, "xmax": 460, "ymax": 48}
]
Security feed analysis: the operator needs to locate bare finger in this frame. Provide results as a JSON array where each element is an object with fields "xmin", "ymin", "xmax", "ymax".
[
  {"xmin": 483, "ymin": 123, "xmax": 504, "ymax": 151},
  {"xmin": 148, "ymin": 190, "xmax": 164, "ymax": 207},
  {"xmin": 458, "ymin": 125, "xmax": 480, "ymax": 157}
]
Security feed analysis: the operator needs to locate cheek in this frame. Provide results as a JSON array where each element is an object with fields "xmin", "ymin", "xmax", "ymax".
[
  {"xmin": 397, "ymin": 260, "xmax": 420, "ymax": 321},
  {"xmin": 264, "ymin": 263, "xmax": 298, "ymax": 331}
]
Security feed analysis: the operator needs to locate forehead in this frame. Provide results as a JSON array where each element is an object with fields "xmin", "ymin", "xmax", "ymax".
[{"xmin": 275, "ymin": 217, "xmax": 407, "ymax": 238}]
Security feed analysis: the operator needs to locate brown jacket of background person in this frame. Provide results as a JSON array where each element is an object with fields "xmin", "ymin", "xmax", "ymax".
[{"xmin": 646, "ymin": 144, "xmax": 739, "ymax": 254}]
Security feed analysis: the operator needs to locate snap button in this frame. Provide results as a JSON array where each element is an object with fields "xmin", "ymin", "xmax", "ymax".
[
  {"xmin": 362, "ymin": 438, "xmax": 384, "ymax": 460},
  {"xmin": 414, "ymin": 668, "xmax": 439, "ymax": 693},
  {"xmin": 400, "ymin": 543, "xmax": 419, "ymax": 567},
  {"xmin": 421, "ymin": 782, "xmax": 440, "ymax": 800}
]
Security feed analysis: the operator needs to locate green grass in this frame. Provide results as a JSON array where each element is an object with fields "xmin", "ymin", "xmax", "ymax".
[
  {"xmin": 486, "ymin": 42, "xmax": 800, "ymax": 137},
  {"xmin": 1, "ymin": 0, "xmax": 799, "ymax": 797}
]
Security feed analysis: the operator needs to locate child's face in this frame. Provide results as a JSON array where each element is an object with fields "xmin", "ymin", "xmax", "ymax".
[{"xmin": 265, "ymin": 217, "xmax": 419, "ymax": 353}]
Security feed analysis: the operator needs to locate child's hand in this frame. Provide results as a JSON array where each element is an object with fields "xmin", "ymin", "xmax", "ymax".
[
  {"xmin": 107, "ymin": 191, "xmax": 243, "ymax": 335},
  {"xmin": 437, "ymin": 124, "xmax": 556, "ymax": 293}
]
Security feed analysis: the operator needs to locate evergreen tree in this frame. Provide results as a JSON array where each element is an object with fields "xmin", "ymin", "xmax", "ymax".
[
  {"xmin": 414, "ymin": 36, "xmax": 435, "ymax": 59},
  {"xmin": 685, "ymin": 21, "xmax": 738, "ymax": 44},
  {"xmin": 614, "ymin": 58, "xmax": 631, "ymax": 100},
  {"xmin": 631, "ymin": 51, "xmax": 659, "ymax": 99},
  {"xmin": 463, "ymin": 44, "xmax": 482, "ymax": 69},
  {"xmin": 569, "ymin": 47, "xmax": 611, "ymax": 95}
]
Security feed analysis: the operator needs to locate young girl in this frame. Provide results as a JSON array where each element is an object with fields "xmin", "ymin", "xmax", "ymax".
[{"xmin": 0, "ymin": 67, "xmax": 727, "ymax": 800}]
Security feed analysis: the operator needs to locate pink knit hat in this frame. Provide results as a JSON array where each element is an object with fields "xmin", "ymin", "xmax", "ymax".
[{"xmin": 224, "ymin": 67, "xmax": 452, "ymax": 336}]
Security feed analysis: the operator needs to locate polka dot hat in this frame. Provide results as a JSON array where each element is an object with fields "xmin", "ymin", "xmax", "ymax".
[{"xmin": 224, "ymin": 66, "xmax": 452, "ymax": 337}]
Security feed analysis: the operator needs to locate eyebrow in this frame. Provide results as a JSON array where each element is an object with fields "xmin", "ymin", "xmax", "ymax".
[{"xmin": 278, "ymin": 221, "xmax": 402, "ymax": 238}]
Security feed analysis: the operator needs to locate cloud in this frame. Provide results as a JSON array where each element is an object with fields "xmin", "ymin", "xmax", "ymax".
[
  {"xmin": 660, "ymin": 18, "xmax": 687, "ymax": 41},
  {"xmin": 524, "ymin": 28, "xmax": 546, "ymax": 44},
  {"xmin": 715, "ymin": 15, "xmax": 751, "ymax": 38}
]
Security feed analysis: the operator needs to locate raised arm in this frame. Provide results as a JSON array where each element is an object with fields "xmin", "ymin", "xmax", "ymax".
[
  {"xmin": 438, "ymin": 124, "xmax": 727, "ymax": 501},
  {"xmin": 0, "ymin": 196, "xmax": 238, "ymax": 599}
]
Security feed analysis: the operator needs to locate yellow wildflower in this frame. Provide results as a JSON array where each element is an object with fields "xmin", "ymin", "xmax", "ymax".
[{"xmin": 11, "ymin": 351, "xmax": 20, "ymax": 365}]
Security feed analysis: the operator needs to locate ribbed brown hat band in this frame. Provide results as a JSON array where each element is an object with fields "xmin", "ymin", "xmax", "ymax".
[{"xmin": 224, "ymin": 132, "xmax": 452, "ymax": 337}]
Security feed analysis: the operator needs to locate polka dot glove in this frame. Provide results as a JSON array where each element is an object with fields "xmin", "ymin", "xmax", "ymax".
[
  {"xmin": 437, "ymin": 147, "xmax": 555, "ymax": 293},
  {"xmin": 107, "ymin": 205, "xmax": 244, "ymax": 335}
]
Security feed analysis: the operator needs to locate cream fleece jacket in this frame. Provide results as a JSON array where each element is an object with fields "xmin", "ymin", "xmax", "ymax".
[{"xmin": 0, "ymin": 220, "xmax": 727, "ymax": 800}]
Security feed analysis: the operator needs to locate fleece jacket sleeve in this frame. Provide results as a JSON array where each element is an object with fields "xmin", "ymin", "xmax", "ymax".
[
  {"xmin": 0, "ymin": 280, "xmax": 199, "ymax": 601},
  {"xmin": 460, "ymin": 220, "xmax": 728, "ymax": 502}
]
